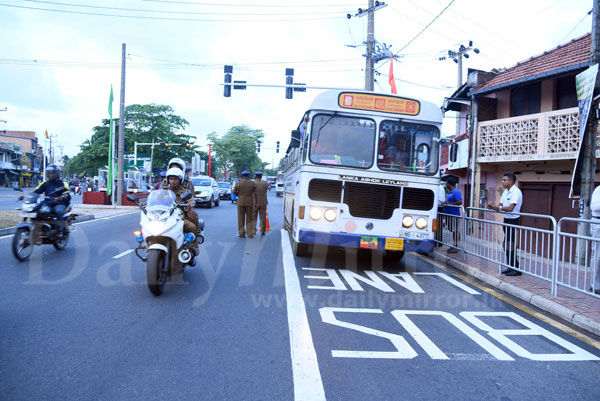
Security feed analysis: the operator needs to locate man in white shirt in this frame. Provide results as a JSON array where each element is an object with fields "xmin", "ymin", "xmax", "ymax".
[
  {"xmin": 487, "ymin": 173, "xmax": 523, "ymax": 276},
  {"xmin": 590, "ymin": 185, "xmax": 600, "ymax": 295}
]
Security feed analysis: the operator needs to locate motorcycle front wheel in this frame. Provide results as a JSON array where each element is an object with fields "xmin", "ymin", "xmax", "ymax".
[
  {"xmin": 53, "ymin": 231, "xmax": 69, "ymax": 250},
  {"xmin": 12, "ymin": 227, "xmax": 33, "ymax": 261},
  {"xmin": 146, "ymin": 249, "xmax": 167, "ymax": 296}
]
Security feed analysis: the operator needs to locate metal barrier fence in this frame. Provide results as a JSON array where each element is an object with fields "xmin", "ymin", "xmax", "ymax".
[
  {"xmin": 435, "ymin": 208, "xmax": 600, "ymax": 299},
  {"xmin": 554, "ymin": 218, "xmax": 600, "ymax": 298}
]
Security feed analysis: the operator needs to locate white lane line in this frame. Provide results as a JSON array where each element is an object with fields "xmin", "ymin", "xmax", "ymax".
[
  {"xmin": 280, "ymin": 229, "xmax": 326, "ymax": 401},
  {"xmin": 112, "ymin": 249, "xmax": 134, "ymax": 259}
]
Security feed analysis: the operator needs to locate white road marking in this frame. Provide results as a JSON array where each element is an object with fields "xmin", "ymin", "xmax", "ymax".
[
  {"xmin": 414, "ymin": 272, "xmax": 481, "ymax": 295},
  {"xmin": 112, "ymin": 249, "xmax": 134, "ymax": 259},
  {"xmin": 280, "ymin": 229, "xmax": 326, "ymax": 401}
]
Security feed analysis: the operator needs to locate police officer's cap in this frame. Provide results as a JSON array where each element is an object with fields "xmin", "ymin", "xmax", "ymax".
[
  {"xmin": 254, "ymin": 171, "xmax": 263, "ymax": 176},
  {"xmin": 241, "ymin": 170, "xmax": 250, "ymax": 176}
]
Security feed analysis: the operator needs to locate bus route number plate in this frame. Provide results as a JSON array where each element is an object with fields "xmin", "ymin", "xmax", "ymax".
[
  {"xmin": 385, "ymin": 238, "xmax": 404, "ymax": 251},
  {"xmin": 359, "ymin": 236, "xmax": 378, "ymax": 249}
]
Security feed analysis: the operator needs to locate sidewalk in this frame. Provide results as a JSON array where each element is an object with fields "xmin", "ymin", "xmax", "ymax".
[{"xmin": 431, "ymin": 248, "xmax": 600, "ymax": 337}]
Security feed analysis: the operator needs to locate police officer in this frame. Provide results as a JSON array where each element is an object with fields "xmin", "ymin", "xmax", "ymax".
[
  {"xmin": 29, "ymin": 164, "xmax": 70, "ymax": 235},
  {"xmin": 253, "ymin": 171, "xmax": 269, "ymax": 235},
  {"xmin": 161, "ymin": 167, "xmax": 199, "ymax": 254},
  {"xmin": 232, "ymin": 170, "xmax": 256, "ymax": 238}
]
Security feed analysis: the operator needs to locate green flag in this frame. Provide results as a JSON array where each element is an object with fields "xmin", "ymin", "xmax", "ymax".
[{"xmin": 107, "ymin": 85, "xmax": 114, "ymax": 197}]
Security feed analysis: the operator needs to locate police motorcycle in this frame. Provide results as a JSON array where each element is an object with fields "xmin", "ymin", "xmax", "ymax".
[
  {"xmin": 12, "ymin": 185, "xmax": 74, "ymax": 261},
  {"xmin": 127, "ymin": 189, "xmax": 205, "ymax": 296}
]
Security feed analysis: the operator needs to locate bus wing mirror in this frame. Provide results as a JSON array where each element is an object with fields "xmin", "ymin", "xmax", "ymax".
[
  {"xmin": 449, "ymin": 143, "xmax": 458, "ymax": 163},
  {"xmin": 290, "ymin": 130, "xmax": 301, "ymax": 148}
]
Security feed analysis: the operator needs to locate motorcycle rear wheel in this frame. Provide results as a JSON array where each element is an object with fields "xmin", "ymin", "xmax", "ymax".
[
  {"xmin": 12, "ymin": 227, "xmax": 33, "ymax": 261},
  {"xmin": 146, "ymin": 249, "xmax": 167, "ymax": 296}
]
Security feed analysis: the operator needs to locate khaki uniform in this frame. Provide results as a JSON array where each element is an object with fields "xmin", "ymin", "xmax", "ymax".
[
  {"xmin": 254, "ymin": 179, "xmax": 269, "ymax": 234},
  {"xmin": 233, "ymin": 178, "xmax": 256, "ymax": 237},
  {"xmin": 161, "ymin": 180, "xmax": 198, "ymax": 248}
]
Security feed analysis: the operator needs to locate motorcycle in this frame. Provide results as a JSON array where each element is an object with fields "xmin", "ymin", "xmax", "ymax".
[
  {"xmin": 12, "ymin": 186, "xmax": 74, "ymax": 261},
  {"xmin": 74, "ymin": 185, "xmax": 81, "ymax": 195},
  {"xmin": 128, "ymin": 190, "xmax": 205, "ymax": 296}
]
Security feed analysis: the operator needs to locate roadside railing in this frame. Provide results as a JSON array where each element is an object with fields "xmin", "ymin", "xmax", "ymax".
[{"xmin": 435, "ymin": 208, "xmax": 600, "ymax": 299}]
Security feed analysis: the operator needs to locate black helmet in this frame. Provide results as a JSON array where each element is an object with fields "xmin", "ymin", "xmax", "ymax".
[{"xmin": 45, "ymin": 164, "xmax": 61, "ymax": 180}]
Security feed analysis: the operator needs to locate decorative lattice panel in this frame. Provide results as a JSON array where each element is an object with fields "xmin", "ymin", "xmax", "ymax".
[
  {"xmin": 479, "ymin": 118, "xmax": 538, "ymax": 158},
  {"xmin": 547, "ymin": 112, "xmax": 579, "ymax": 153}
]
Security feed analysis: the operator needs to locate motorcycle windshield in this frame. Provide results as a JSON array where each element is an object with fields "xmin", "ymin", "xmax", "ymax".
[
  {"xmin": 23, "ymin": 192, "xmax": 41, "ymax": 203},
  {"xmin": 146, "ymin": 189, "xmax": 175, "ymax": 213}
]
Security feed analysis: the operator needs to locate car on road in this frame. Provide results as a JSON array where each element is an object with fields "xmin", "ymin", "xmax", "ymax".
[
  {"xmin": 191, "ymin": 176, "xmax": 220, "ymax": 208},
  {"xmin": 217, "ymin": 182, "xmax": 232, "ymax": 200}
]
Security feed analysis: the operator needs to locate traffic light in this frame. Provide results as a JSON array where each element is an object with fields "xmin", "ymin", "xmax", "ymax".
[
  {"xmin": 276, "ymin": 141, "xmax": 280, "ymax": 153},
  {"xmin": 224, "ymin": 65, "xmax": 233, "ymax": 97},
  {"xmin": 285, "ymin": 68, "xmax": 294, "ymax": 99},
  {"xmin": 256, "ymin": 141, "xmax": 261, "ymax": 152},
  {"xmin": 185, "ymin": 137, "xmax": 191, "ymax": 148},
  {"xmin": 164, "ymin": 136, "xmax": 169, "ymax": 148}
]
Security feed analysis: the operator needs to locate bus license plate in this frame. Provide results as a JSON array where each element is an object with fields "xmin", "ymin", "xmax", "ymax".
[
  {"xmin": 359, "ymin": 236, "xmax": 378, "ymax": 249},
  {"xmin": 385, "ymin": 238, "xmax": 404, "ymax": 251},
  {"xmin": 20, "ymin": 212, "xmax": 36, "ymax": 218}
]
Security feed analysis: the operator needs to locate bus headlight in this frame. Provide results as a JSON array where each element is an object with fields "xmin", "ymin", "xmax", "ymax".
[
  {"xmin": 402, "ymin": 215, "xmax": 414, "ymax": 228},
  {"xmin": 324, "ymin": 209, "xmax": 337, "ymax": 222},
  {"xmin": 415, "ymin": 217, "xmax": 428, "ymax": 229},
  {"xmin": 309, "ymin": 207, "xmax": 322, "ymax": 220}
]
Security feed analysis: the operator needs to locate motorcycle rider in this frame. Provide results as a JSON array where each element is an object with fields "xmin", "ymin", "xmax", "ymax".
[
  {"xmin": 167, "ymin": 157, "xmax": 194, "ymax": 193},
  {"xmin": 161, "ymin": 167, "xmax": 199, "ymax": 255},
  {"xmin": 22, "ymin": 164, "xmax": 71, "ymax": 236}
]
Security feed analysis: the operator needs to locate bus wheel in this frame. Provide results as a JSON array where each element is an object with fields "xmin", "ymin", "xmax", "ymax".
[
  {"xmin": 293, "ymin": 239, "xmax": 310, "ymax": 257},
  {"xmin": 384, "ymin": 250, "xmax": 404, "ymax": 262}
]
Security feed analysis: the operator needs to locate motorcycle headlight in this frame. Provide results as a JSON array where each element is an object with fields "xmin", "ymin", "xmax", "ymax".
[{"xmin": 147, "ymin": 220, "xmax": 166, "ymax": 236}]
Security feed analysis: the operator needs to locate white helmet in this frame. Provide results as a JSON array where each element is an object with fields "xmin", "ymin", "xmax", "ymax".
[
  {"xmin": 166, "ymin": 167, "xmax": 184, "ymax": 183},
  {"xmin": 168, "ymin": 157, "xmax": 186, "ymax": 171}
]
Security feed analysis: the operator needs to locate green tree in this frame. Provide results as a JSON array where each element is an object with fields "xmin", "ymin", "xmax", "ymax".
[
  {"xmin": 66, "ymin": 104, "xmax": 198, "ymax": 176},
  {"xmin": 207, "ymin": 125, "xmax": 267, "ymax": 179}
]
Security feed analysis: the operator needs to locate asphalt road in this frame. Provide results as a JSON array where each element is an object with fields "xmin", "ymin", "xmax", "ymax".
[
  {"xmin": 0, "ymin": 186, "xmax": 83, "ymax": 211},
  {"xmin": 1, "ymin": 190, "xmax": 599, "ymax": 400}
]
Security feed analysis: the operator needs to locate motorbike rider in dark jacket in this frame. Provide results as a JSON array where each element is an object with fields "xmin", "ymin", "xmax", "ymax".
[{"xmin": 30, "ymin": 164, "xmax": 71, "ymax": 235}]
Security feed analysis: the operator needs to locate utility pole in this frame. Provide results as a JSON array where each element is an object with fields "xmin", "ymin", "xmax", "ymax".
[
  {"xmin": 439, "ymin": 41, "xmax": 480, "ymax": 136},
  {"xmin": 347, "ymin": 1, "xmax": 388, "ymax": 91},
  {"xmin": 580, "ymin": 0, "xmax": 600, "ymax": 224},
  {"xmin": 116, "ymin": 43, "xmax": 126, "ymax": 206}
]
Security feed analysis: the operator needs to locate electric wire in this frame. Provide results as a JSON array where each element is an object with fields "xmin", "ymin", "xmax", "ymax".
[
  {"xmin": 559, "ymin": 9, "xmax": 592, "ymax": 44},
  {"xmin": 0, "ymin": 3, "xmax": 346, "ymax": 21},
  {"xmin": 24, "ymin": 0, "xmax": 351, "ymax": 16},
  {"xmin": 141, "ymin": 0, "xmax": 363, "ymax": 7}
]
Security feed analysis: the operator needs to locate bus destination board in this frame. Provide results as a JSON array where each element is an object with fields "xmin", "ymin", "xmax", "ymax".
[{"xmin": 338, "ymin": 92, "xmax": 420, "ymax": 115}]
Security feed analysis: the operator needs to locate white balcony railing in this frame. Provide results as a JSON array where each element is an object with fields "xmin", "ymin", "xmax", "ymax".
[{"xmin": 477, "ymin": 107, "xmax": 599, "ymax": 162}]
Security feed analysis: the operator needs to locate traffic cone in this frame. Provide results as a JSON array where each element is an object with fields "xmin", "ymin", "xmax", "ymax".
[{"xmin": 265, "ymin": 208, "xmax": 271, "ymax": 231}]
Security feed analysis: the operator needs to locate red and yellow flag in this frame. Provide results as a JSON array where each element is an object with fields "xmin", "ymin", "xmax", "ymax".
[
  {"xmin": 44, "ymin": 129, "xmax": 49, "ymax": 140},
  {"xmin": 388, "ymin": 57, "xmax": 397, "ymax": 94}
]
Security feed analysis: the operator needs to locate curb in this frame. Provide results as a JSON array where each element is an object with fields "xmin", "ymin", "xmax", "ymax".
[
  {"xmin": 0, "ymin": 214, "xmax": 95, "ymax": 237},
  {"xmin": 429, "ymin": 251, "xmax": 600, "ymax": 337}
]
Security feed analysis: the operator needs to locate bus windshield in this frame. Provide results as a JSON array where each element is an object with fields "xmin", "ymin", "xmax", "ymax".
[
  {"xmin": 377, "ymin": 120, "xmax": 439, "ymax": 174},
  {"xmin": 310, "ymin": 114, "xmax": 375, "ymax": 169}
]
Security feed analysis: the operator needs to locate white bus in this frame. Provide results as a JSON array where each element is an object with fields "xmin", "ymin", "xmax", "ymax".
[{"xmin": 282, "ymin": 91, "xmax": 442, "ymax": 260}]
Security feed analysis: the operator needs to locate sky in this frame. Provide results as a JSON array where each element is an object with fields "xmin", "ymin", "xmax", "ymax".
[{"xmin": 0, "ymin": 0, "xmax": 593, "ymax": 169}]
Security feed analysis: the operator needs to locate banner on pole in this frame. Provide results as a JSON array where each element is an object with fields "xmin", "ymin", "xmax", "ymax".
[
  {"xmin": 570, "ymin": 64, "xmax": 598, "ymax": 198},
  {"xmin": 107, "ymin": 85, "xmax": 114, "ymax": 196}
]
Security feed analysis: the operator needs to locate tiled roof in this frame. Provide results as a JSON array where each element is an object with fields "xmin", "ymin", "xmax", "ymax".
[{"xmin": 475, "ymin": 33, "xmax": 590, "ymax": 91}]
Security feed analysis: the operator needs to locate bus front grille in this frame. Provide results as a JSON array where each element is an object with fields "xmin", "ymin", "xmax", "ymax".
[
  {"xmin": 308, "ymin": 179, "xmax": 342, "ymax": 202},
  {"xmin": 343, "ymin": 182, "xmax": 400, "ymax": 220},
  {"xmin": 402, "ymin": 187, "xmax": 435, "ymax": 211}
]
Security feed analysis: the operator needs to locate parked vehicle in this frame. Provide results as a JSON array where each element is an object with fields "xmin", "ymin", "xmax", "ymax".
[
  {"xmin": 217, "ymin": 182, "xmax": 232, "ymax": 200},
  {"xmin": 190, "ymin": 176, "xmax": 220, "ymax": 208},
  {"xmin": 12, "ymin": 187, "xmax": 75, "ymax": 261},
  {"xmin": 275, "ymin": 173, "xmax": 284, "ymax": 197},
  {"xmin": 128, "ymin": 190, "xmax": 205, "ymax": 296}
]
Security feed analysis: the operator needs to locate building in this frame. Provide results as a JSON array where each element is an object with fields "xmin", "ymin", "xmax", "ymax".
[
  {"xmin": 442, "ymin": 33, "xmax": 594, "ymax": 229},
  {"xmin": 0, "ymin": 130, "xmax": 43, "ymax": 187}
]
